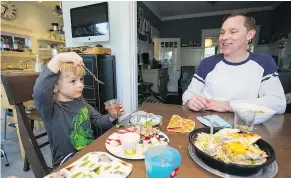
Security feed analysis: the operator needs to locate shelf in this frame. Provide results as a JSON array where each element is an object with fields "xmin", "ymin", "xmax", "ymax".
[
  {"xmin": 37, "ymin": 38, "xmax": 65, "ymax": 44},
  {"xmin": 38, "ymin": 48, "xmax": 51, "ymax": 51},
  {"xmin": 1, "ymin": 51, "xmax": 34, "ymax": 58},
  {"xmin": 137, "ymin": 39, "xmax": 153, "ymax": 47},
  {"xmin": 181, "ymin": 46, "xmax": 203, "ymax": 49}
]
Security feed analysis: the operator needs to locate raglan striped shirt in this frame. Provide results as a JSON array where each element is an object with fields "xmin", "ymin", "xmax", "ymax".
[{"xmin": 182, "ymin": 52, "xmax": 286, "ymax": 114}]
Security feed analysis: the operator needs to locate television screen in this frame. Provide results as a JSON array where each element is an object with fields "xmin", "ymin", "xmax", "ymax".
[{"xmin": 70, "ymin": 2, "xmax": 109, "ymax": 41}]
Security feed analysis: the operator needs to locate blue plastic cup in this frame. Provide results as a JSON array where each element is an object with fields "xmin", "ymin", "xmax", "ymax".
[{"xmin": 145, "ymin": 145, "xmax": 181, "ymax": 178}]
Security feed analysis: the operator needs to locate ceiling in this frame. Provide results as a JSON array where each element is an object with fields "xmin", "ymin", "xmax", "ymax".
[
  {"xmin": 31, "ymin": 1, "xmax": 60, "ymax": 9},
  {"xmin": 146, "ymin": 1, "xmax": 282, "ymax": 20}
]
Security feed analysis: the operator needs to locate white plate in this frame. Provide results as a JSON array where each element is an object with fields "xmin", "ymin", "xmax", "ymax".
[
  {"xmin": 44, "ymin": 152, "xmax": 133, "ymax": 178},
  {"xmin": 105, "ymin": 127, "xmax": 169, "ymax": 159},
  {"xmin": 188, "ymin": 144, "xmax": 278, "ymax": 178}
]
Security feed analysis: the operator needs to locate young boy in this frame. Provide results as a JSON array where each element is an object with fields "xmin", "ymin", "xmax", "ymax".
[{"xmin": 33, "ymin": 52, "xmax": 124, "ymax": 168}]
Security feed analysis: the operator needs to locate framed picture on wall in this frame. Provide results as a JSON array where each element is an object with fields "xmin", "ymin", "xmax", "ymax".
[{"xmin": 138, "ymin": 7, "xmax": 143, "ymax": 19}]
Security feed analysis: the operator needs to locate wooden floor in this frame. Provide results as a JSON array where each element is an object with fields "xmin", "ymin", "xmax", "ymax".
[{"xmin": 1, "ymin": 117, "xmax": 52, "ymax": 178}]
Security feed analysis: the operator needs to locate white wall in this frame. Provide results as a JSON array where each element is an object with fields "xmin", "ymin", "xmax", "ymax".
[
  {"xmin": 1, "ymin": 1, "xmax": 63, "ymax": 53},
  {"xmin": 62, "ymin": 1, "xmax": 138, "ymax": 117}
]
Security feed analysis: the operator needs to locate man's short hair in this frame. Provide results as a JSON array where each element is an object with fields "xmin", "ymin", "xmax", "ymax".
[{"xmin": 222, "ymin": 11, "xmax": 256, "ymax": 30}]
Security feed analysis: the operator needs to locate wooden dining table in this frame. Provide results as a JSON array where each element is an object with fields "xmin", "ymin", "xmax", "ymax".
[{"xmin": 59, "ymin": 103, "xmax": 291, "ymax": 178}]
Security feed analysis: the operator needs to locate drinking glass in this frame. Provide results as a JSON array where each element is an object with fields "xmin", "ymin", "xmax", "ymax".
[
  {"xmin": 233, "ymin": 107, "xmax": 256, "ymax": 132},
  {"xmin": 145, "ymin": 146, "xmax": 181, "ymax": 178},
  {"xmin": 104, "ymin": 99, "xmax": 121, "ymax": 116}
]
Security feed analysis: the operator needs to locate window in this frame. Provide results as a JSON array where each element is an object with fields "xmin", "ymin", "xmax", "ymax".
[
  {"xmin": 204, "ymin": 47, "xmax": 216, "ymax": 58},
  {"xmin": 1, "ymin": 32, "xmax": 31, "ymax": 51},
  {"xmin": 1, "ymin": 35, "xmax": 13, "ymax": 49}
]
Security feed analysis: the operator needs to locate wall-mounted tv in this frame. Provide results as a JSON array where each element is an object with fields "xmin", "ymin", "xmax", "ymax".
[{"xmin": 70, "ymin": 2, "xmax": 109, "ymax": 43}]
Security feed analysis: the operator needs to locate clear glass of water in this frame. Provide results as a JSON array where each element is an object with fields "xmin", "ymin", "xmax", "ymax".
[{"xmin": 233, "ymin": 108, "xmax": 256, "ymax": 132}]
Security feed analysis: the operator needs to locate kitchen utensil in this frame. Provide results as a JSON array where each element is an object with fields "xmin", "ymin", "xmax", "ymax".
[{"xmin": 82, "ymin": 65, "xmax": 105, "ymax": 84}]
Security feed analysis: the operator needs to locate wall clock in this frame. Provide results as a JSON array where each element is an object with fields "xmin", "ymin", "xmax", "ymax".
[{"xmin": 1, "ymin": 1, "xmax": 16, "ymax": 20}]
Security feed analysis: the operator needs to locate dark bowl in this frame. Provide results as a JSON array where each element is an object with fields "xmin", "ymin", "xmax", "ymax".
[{"xmin": 188, "ymin": 127, "xmax": 276, "ymax": 176}]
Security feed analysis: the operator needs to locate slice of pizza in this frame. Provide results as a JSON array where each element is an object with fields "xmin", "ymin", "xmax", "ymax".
[
  {"xmin": 167, "ymin": 115, "xmax": 183, "ymax": 131},
  {"xmin": 174, "ymin": 119, "xmax": 195, "ymax": 133},
  {"xmin": 181, "ymin": 119, "xmax": 195, "ymax": 133}
]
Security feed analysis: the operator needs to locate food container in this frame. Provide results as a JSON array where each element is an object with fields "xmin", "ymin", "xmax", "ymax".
[
  {"xmin": 188, "ymin": 127, "xmax": 276, "ymax": 176},
  {"xmin": 119, "ymin": 132, "xmax": 140, "ymax": 156},
  {"xmin": 129, "ymin": 113, "xmax": 163, "ymax": 128}
]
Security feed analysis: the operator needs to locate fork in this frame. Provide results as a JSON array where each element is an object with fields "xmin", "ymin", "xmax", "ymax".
[{"xmin": 82, "ymin": 65, "xmax": 105, "ymax": 84}]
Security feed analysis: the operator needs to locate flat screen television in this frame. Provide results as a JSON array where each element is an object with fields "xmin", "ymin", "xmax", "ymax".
[{"xmin": 70, "ymin": 2, "xmax": 109, "ymax": 43}]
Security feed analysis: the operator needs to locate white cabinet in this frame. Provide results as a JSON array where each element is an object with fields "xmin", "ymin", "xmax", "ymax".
[{"xmin": 180, "ymin": 47, "xmax": 203, "ymax": 66}]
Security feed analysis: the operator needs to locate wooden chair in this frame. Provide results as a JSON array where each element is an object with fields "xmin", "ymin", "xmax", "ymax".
[
  {"xmin": 23, "ymin": 109, "xmax": 50, "ymax": 172},
  {"xmin": 1, "ymin": 72, "xmax": 51, "ymax": 178}
]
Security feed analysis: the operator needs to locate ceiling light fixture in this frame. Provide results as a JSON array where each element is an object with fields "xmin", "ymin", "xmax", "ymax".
[{"xmin": 205, "ymin": 38, "xmax": 213, "ymax": 48}]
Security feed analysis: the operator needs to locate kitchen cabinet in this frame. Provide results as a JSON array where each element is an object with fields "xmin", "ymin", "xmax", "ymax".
[
  {"xmin": 81, "ymin": 54, "xmax": 117, "ymax": 114},
  {"xmin": 142, "ymin": 68, "xmax": 168, "ymax": 99}
]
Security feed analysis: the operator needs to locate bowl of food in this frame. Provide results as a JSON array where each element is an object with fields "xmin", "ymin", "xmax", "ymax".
[
  {"xmin": 230, "ymin": 102, "xmax": 276, "ymax": 124},
  {"xmin": 189, "ymin": 128, "xmax": 275, "ymax": 176},
  {"xmin": 129, "ymin": 113, "xmax": 163, "ymax": 128}
]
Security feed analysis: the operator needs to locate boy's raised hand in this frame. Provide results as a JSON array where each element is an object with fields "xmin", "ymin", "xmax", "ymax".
[
  {"xmin": 57, "ymin": 52, "xmax": 84, "ymax": 66},
  {"xmin": 48, "ymin": 52, "xmax": 84, "ymax": 73}
]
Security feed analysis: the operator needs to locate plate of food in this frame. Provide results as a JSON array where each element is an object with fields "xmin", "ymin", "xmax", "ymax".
[
  {"xmin": 188, "ymin": 128, "xmax": 275, "ymax": 176},
  {"xmin": 230, "ymin": 102, "xmax": 276, "ymax": 124},
  {"xmin": 105, "ymin": 126, "xmax": 169, "ymax": 159},
  {"xmin": 44, "ymin": 152, "xmax": 133, "ymax": 178}
]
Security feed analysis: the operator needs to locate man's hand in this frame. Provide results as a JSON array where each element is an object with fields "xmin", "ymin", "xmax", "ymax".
[
  {"xmin": 205, "ymin": 99, "xmax": 230, "ymax": 112},
  {"xmin": 187, "ymin": 95, "xmax": 209, "ymax": 111}
]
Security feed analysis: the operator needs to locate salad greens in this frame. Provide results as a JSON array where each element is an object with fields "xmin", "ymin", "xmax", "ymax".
[{"xmin": 141, "ymin": 120, "xmax": 156, "ymax": 126}]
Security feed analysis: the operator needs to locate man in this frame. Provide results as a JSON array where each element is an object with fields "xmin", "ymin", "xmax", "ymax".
[{"xmin": 182, "ymin": 11, "xmax": 286, "ymax": 114}]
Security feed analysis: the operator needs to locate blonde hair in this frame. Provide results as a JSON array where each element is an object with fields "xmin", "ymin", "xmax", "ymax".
[
  {"xmin": 59, "ymin": 62, "xmax": 85, "ymax": 78},
  {"xmin": 53, "ymin": 62, "xmax": 85, "ymax": 100}
]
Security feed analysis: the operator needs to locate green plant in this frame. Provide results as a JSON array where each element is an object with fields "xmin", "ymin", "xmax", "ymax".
[
  {"xmin": 1, "ymin": 37, "xmax": 9, "ymax": 44},
  {"xmin": 14, "ymin": 40, "xmax": 24, "ymax": 45}
]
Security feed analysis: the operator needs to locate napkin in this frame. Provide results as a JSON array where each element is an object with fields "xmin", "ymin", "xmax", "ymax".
[{"xmin": 197, "ymin": 115, "xmax": 231, "ymax": 128}]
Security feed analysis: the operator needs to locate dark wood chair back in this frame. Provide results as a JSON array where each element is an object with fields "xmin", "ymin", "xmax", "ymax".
[{"xmin": 1, "ymin": 72, "xmax": 51, "ymax": 178}]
